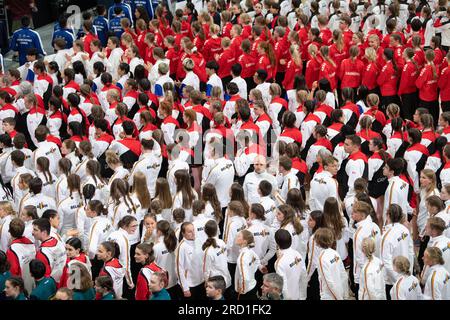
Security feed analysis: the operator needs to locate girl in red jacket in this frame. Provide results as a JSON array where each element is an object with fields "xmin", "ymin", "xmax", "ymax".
[
  {"xmin": 438, "ymin": 52, "xmax": 450, "ymax": 112},
  {"xmin": 362, "ymin": 47, "xmax": 380, "ymax": 94},
  {"xmin": 329, "ymin": 30, "xmax": 349, "ymax": 80},
  {"xmin": 318, "ymin": 46, "xmax": 338, "ymax": 92},
  {"xmin": 305, "ymin": 44, "xmax": 323, "ymax": 90},
  {"xmin": 339, "ymin": 45, "xmax": 365, "ymax": 91},
  {"xmin": 134, "ymin": 242, "xmax": 166, "ymax": 300},
  {"xmin": 256, "ymin": 41, "xmax": 276, "ymax": 82},
  {"xmin": 377, "ymin": 48, "xmax": 400, "ymax": 111},
  {"xmin": 416, "ymin": 49, "xmax": 439, "ymax": 126},
  {"xmin": 282, "ymin": 45, "xmax": 303, "ymax": 91},
  {"xmin": 398, "ymin": 48, "xmax": 419, "ymax": 120}
]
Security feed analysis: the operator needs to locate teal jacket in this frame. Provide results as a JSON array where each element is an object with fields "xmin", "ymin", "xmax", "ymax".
[
  {"xmin": 30, "ymin": 277, "xmax": 57, "ymax": 300},
  {"xmin": 0, "ymin": 271, "xmax": 11, "ymax": 292},
  {"xmin": 149, "ymin": 289, "xmax": 171, "ymax": 300},
  {"xmin": 73, "ymin": 288, "xmax": 96, "ymax": 300},
  {"xmin": 15, "ymin": 293, "xmax": 27, "ymax": 300},
  {"xmin": 100, "ymin": 292, "xmax": 116, "ymax": 300}
]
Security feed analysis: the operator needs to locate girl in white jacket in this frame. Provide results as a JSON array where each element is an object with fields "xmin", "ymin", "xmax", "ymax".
[
  {"xmin": 358, "ymin": 237, "xmax": 387, "ymax": 300},
  {"xmin": 235, "ymin": 229, "xmax": 261, "ymax": 300},
  {"xmin": 423, "ymin": 247, "xmax": 450, "ymax": 300},
  {"xmin": 175, "ymin": 222, "xmax": 204, "ymax": 299},
  {"xmin": 202, "ymin": 220, "xmax": 232, "ymax": 291},
  {"xmin": 316, "ymin": 228, "xmax": 349, "ymax": 300},
  {"xmin": 390, "ymin": 256, "xmax": 423, "ymax": 300}
]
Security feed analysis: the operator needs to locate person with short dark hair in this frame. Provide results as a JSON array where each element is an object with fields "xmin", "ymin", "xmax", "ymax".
[
  {"xmin": 20, "ymin": 177, "xmax": 57, "ymax": 217},
  {"xmin": 337, "ymin": 134, "xmax": 368, "ymax": 199},
  {"xmin": 109, "ymin": 120, "xmax": 141, "ymax": 169},
  {"xmin": 206, "ymin": 275, "xmax": 226, "ymax": 300},
  {"xmin": 9, "ymin": 14, "xmax": 46, "ymax": 66},
  {"xmin": 29, "ymin": 259, "xmax": 57, "ymax": 300},
  {"xmin": 32, "ymin": 218, "xmax": 67, "ymax": 284}
]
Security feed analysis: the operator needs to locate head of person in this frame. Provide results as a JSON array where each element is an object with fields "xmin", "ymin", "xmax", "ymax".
[
  {"xmin": 29, "ymin": 259, "xmax": 47, "ymax": 280},
  {"xmin": 351, "ymin": 201, "xmax": 372, "ymax": 224},
  {"xmin": 423, "ymin": 247, "xmax": 445, "ymax": 267},
  {"xmin": 94, "ymin": 276, "xmax": 114, "ymax": 297},
  {"xmin": 4, "ymin": 277, "xmax": 25, "ymax": 299},
  {"xmin": 343, "ymin": 135, "xmax": 361, "ymax": 154},
  {"xmin": 205, "ymin": 275, "xmax": 226, "ymax": 300},
  {"xmin": 148, "ymin": 272, "xmax": 167, "ymax": 294},
  {"xmin": 32, "ymin": 218, "xmax": 51, "ymax": 241},
  {"xmin": 53, "ymin": 288, "xmax": 73, "ymax": 300},
  {"xmin": 260, "ymin": 273, "xmax": 283, "ymax": 300},
  {"xmin": 314, "ymin": 227, "xmax": 336, "ymax": 249},
  {"xmin": 134, "ymin": 243, "xmax": 155, "ymax": 265}
]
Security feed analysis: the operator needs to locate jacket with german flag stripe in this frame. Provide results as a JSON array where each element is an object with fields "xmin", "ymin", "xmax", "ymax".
[
  {"xmin": 380, "ymin": 223, "xmax": 414, "ymax": 285},
  {"xmin": 390, "ymin": 274, "xmax": 423, "ymax": 300},
  {"xmin": 358, "ymin": 256, "xmax": 386, "ymax": 300},
  {"xmin": 202, "ymin": 238, "xmax": 231, "ymax": 289},
  {"xmin": 352, "ymin": 215, "xmax": 381, "ymax": 285},
  {"xmin": 235, "ymin": 246, "xmax": 260, "ymax": 295},
  {"xmin": 175, "ymin": 238, "xmax": 204, "ymax": 292},
  {"xmin": 423, "ymin": 264, "xmax": 450, "ymax": 300},
  {"xmin": 318, "ymin": 247, "xmax": 349, "ymax": 300},
  {"xmin": 275, "ymin": 247, "xmax": 307, "ymax": 300}
]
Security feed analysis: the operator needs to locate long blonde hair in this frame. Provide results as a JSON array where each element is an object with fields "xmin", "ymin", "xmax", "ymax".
[{"xmin": 421, "ymin": 169, "xmax": 437, "ymax": 195}]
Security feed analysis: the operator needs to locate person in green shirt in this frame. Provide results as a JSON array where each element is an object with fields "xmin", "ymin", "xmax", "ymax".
[
  {"xmin": 95, "ymin": 275, "xmax": 116, "ymax": 300},
  {"xmin": 69, "ymin": 262, "xmax": 96, "ymax": 300},
  {"xmin": 4, "ymin": 276, "xmax": 27, "ymax": 300},
  {"xmin": 29, "ymin": 259, "xmax": 57, "ymax": 300},
  {"xmin": 0, "ymin": 250, "xmax": 11, "ymax": 296},
  {"xmin": 149, "ymin": 272, "xmax": 171, "ymax": 300}
]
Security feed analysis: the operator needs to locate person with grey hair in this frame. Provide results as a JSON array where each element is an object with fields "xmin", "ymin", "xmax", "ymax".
[
  {"xmin": 154, "ymin": 62, "xmax": 174, "ymax": 98},
  {"xmin": 260, "ymin": 273, "xmax": 284, "ymax": 300}
]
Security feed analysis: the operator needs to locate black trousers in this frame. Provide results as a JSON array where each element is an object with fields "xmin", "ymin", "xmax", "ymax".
[
  {"xmin": 418, "ymin": 236, "xmax": 430, "ymax": 271},
  {"xmin": 419, "ymin": 99, "xmax": 439, "ymax": 127},
  {"xmin": 380, "ymin": 95, "xmax": 401, "ymax": 114},
  {"xmin": 306, "ymin": 270, "xmax": 320, "ymax": 301},
  {"xmin": 442, "ymin": 101, "xmax": 450, "ymax": 113},
  {"xmin": 221, "ymin": 75, "xmax": 233, "ymax": 90},
  {"xmin": 244, "ymin": 76, "xmax": 256, "ymax": 92},
  {"xmin": 167, "ymin": 284, "xmax": 182, "ymax": 300},
  {"xmin": 188, "ymin": 282, "xmax": 206, "ymax": 300},
  {"xmin": 401, "ymin": 92, "xmax": 419, "ymax": 121},
  {"xmin": 237, "ymin": 286, "xmax": 258, "ymax": 300},
  {"xmin": 228, "ymin": 262, "xmax": 237, "ymax": 293},
  {"xmin": 385, "ymin": 284, "xmax": 393, "ymax": 300},
  {"xmin": 90, "ymin": 257, "xmax": 103, "ymax": 281}
]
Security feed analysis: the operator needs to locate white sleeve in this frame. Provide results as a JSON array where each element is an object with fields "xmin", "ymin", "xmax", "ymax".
[
  {"xmin": 88, "ymin": 224, "xmax": 100, "ymax": 259},
  {"xmin": 261, "ymin": 230, "xmax": 276, "ymax": 266},
  {"xmin": 176, "ymin": 245, "xmax": 190, "ymax": 292}
]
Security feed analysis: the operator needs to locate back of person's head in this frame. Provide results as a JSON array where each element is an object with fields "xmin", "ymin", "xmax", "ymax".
[
  {"xmin": 29, "ymin": 259, "xmax": 47, "ymax": 279},
  {"xmin": 274, "ymin": 229, "xmax": 292, "ymax": 250}
]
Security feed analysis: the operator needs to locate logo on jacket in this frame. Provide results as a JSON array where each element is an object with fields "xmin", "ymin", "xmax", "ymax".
[
  {"xmin": 408, "ymin": 281, "xmax": 418, "ymax": 292},
  {"xmin": 289, "ymin": 257, "xmax": 302, "ymax": 268},
  {"xmin": 329, "ymin": 255, "xmax": 340, "ymax": 264},
  {"xmin": 397, "ymin": 232, "xmax": 408, "ymax": 242}
]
